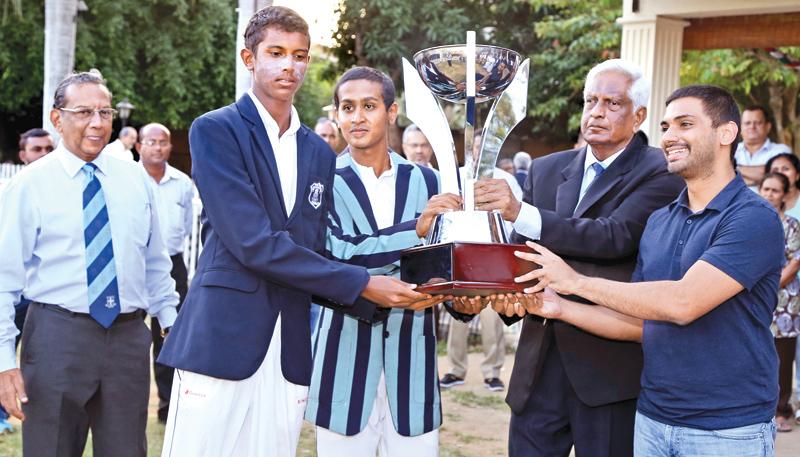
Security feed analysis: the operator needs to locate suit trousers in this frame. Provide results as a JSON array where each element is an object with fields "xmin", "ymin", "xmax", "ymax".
[
  {"xmin": 447, "ymin": 306, "xmax": 504, "ymax": 379},
  {"xmin": 151, "ymin": 253, "xmax": 188, "ymax": 421},
  {"xmin": 21, "ymin": 302, "xmax": 151, "ymax": 457},
  {"xmin": 508, "ymin": 339, "xmax": 636, "ymax": 457}
]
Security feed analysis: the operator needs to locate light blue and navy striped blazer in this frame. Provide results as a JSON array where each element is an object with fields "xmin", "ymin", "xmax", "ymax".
[{"xmin": 305, "ymin": 150, "xmax": 442, "ymax": 437}]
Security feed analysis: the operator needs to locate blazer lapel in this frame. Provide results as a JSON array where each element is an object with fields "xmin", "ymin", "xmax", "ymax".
[
  {"xmin": 236, "ymin": 95, "xmax": 288, "ymax": 219},
  {"xmin": 573, "ymin": 136, "xmax": 642, "ymax": 218},
  {"xmin": 288, "ymin": 128, "xmax": 312, "ymax": 223},
  {"xmin": 394, "ymin": 155, "xmax": 414, "ymax": 225},
  {"xmin": 555, "ymin": 148, "xmax": 586, "ymax": 217}
]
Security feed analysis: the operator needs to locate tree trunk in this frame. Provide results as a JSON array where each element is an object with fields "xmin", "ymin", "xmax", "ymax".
[
  {"xmin": 236, "ymin": 0, "xmax": 272, "ymax": 99},
  {"xmin": 43, "ymin": 0, "xmax": 78, "ymax": 144},
  {"xmin": 782, "ymin": 84, "xmax": 799, "ymax": 153}
]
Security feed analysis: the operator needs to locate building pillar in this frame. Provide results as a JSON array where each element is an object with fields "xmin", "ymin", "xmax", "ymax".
[
  {"xmin": 235, "ymin": 0, "xmax": 272, "ymax": 99},
  {"xmin": 618, "ymin": 15, "xmax": 689, "ymax": 146}
]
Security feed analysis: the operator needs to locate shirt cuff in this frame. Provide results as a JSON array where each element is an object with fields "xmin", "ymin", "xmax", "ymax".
[
  {"xmin": 512, "ymin": 202, "xmax": 543, "ymax": 240},
  {"xmin": 155, "ymin": 306, "xmax": 178, "ymax": 328},
  {"xmin": 0, "ymin": 341, "xmax": 17, "ymax": 373}
]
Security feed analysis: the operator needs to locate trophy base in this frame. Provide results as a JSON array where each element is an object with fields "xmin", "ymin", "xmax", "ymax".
[{"xmin": 400, "ymin": 242, "xmax": 537, "ymax": 297}]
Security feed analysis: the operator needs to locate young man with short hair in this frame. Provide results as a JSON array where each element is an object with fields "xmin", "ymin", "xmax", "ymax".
[
  {"xmin": 157, "ymin": 7, "xmax": 435, "ymax": 457},
  {"xmin": 306, "ymin": 66, "xmax": 460, "ymax": 457},
  {"xmin": 515, "ymin": 85, "xmax": 781, "ymax": 456}
]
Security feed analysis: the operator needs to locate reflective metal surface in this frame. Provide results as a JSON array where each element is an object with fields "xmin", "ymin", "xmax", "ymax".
[
  {"xmin": 413, "ymin": 45, "xmax": 522, "ymax": 104},
  {"xmin": 425, "ymin": 210, "xmax": 510, "ymax": 245},
  {"xmin": 475, "ymin": 59, "xmax": 530, "ymax": 179}
]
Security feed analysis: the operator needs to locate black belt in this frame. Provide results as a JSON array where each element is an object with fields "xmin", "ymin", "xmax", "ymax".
[{"xmin": 33, "ymin": 302, "xmax": 145, "ymax": 323}]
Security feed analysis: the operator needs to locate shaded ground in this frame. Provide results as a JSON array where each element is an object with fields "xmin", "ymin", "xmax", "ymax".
[{"xmin": 1, "ymin": 352, "xmax": 798, "ymax": 456}]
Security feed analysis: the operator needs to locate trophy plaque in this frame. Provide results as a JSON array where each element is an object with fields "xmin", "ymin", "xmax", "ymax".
[{"xmin": 400, "ymin": 32, "xmax": 536, "ymax": 296}]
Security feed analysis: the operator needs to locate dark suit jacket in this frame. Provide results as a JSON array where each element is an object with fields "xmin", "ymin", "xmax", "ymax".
[
  {"xmin": 158, "ymin": 95, "xmax": 374, "ymax": 384},
  {"xmin": 506, "ymin": 134, "xmax": 685, "ymax": 413}
]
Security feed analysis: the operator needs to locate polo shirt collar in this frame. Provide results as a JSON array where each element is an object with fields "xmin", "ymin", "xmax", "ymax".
[{"xmin": 672, "ymin": 174, "xmax": 746, "ymax": 212}]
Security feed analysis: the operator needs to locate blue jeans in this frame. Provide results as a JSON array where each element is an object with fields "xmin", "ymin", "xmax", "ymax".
[{"xmin": 634, "ymin": 411, "xmax": 775, "ymax": 457}]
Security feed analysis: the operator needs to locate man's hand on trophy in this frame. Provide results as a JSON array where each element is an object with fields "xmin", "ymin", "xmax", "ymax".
[
  {"xmin": 473, "ymin": 179, "xmax": 521, "ymax": 222},
  {"xmin": 489, "ymin": 292, "xmax": 535, "ymax": 318},
  {"xmin": 514, "ymin": 241, "xmax": 583, "ymax": 295},
  {"xmin": 416, "ymin": 193, "xmax": 463, "ymax": 237},
  {"xmin": 451, "ymin": 295, "xmax": 491, "ymax": 315}
]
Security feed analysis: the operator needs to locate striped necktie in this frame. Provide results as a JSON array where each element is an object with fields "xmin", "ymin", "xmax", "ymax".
[{"xmin": 82, "ymin": 163, "xmax": 120, "ymax": 328}]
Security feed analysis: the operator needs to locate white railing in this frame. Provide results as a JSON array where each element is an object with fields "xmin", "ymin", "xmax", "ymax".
[{"xmin": 0, "ymin": 163, "xmax": 24, "ymax": 186}]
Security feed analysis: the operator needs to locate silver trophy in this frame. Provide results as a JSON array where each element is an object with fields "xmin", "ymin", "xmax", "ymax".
[{"xmin": 400, "ymin": 32, "xmax": 534, "ymax": 296}]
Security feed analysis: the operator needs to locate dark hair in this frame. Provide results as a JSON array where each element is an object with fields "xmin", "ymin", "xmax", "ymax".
[
  {"xmin": 52, "ymin": 71, "xmax": 109, "ymax": 109},
  {"xmin": 665, "ymin": 85, "xmax": 740, "ymax": 166},
  {"xmin": 333, "ymin": 66, "xmax": 395, "ymax": 110},
  {"xmin": 244, "ymin": 6, "xmax": 309, "ymax": 52},
  {"xmin": 764, "ymin": 152, "xmax": 800, "ymax": 190},
  {"xmin": 19, "ymin": 128, "xmax": 51, "ymax": 150},
  {"xmin": 743, "ymin": 105, "xmax": 772, "ymax": 124},
  {"xmin": 761, "ymin": 172, "xmax": 791, "ymax": 210}
]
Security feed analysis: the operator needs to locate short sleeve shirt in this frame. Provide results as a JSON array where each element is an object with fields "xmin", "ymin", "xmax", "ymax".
[{"xmin": 633, "ymin": 175, "xmax": 782, "ymax": 430}]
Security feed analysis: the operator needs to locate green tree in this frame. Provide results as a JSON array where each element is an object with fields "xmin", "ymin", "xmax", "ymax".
[
  {"xmin": 0, "ymin": 0, "xmax": 236, "ymax": 134},
  {"xmin": 294, "ymin": 57, "xmax": 338, "ymax": 127},
  {"xmin": 681, "ymin": 47, "xmax": 800, "ymax": 152},
  {"xmin": 331, "ymin": 0, "xmax": 622, "ymax": 144}
]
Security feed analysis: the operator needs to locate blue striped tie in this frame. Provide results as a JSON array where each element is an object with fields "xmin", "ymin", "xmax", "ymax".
[{"xmin": 82, "ymin": 163, "xmax": 120, "ymax": 328}]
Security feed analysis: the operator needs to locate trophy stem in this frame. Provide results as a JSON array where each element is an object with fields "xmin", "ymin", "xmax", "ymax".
[{"xmin": 463, "ymin": 31, "xmax": 477, "ymax": 211}]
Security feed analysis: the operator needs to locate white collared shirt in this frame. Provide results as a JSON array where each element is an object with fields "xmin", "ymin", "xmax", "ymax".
[
  {"xmin": 144, "ymin": 164, "xmax": 195, "ymax": 256},
  {"xmin": 0, "ymin": 144, "xmax": 179, "ymax": 371},
  {"xmin": 513, "ymin": 144, "xmax": 625, "ymax": 240},
  {"xmin": 353, "ymin": 157, "xmax": 396, "ymax": 230},
  {"xmin": 734, "ymin": 139, "xmax": 791, "ymax": 166},
  {"xmin": 102, "ymin": 138, "xmax": 134, "ymax": 162},
  {"xmin": 247, "ymin": 90, "xmax": 301, "ymax": 214}
]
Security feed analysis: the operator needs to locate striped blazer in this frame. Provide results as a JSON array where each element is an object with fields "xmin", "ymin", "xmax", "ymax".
[{"xmin": 305, "ymin": 151, "xmax": 442, "ymax": 437}]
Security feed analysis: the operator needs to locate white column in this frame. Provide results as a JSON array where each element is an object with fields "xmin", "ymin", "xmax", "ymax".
[
  {"xmin": 618, "ymin": 15, "xmax": 688, "ymax": 146},
  {"xmin": 43, "ymin": 0, "xmax": 79, "ymax": 143},
  {"xmin": 235, "ymin": 0, "xmax": 272, "ymax": 100}
]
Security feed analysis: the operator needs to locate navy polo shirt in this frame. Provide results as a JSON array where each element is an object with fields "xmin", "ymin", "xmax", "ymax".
[{"xmin": 634, "ymin": 175, "xmax": 781, "ymax": 430}]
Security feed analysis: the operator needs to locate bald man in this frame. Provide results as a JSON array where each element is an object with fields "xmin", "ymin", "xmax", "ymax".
[
  {"xmin": 315, "ymin": 117, "xmax": 340, "ymax": 154},
  {"xmin": 103, "ymin": 126, "xmax": 137, "ymax": 161},
  {"xmin": 136, "ymin": 123, "xmax": 194, "ymax": 423}
]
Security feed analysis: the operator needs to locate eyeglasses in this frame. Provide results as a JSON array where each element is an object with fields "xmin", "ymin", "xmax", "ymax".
[
  {"xmin": 27, "ymin": 145, "xmax": 54, "ymax": 153},
  {"xmin": 58, "ymin": 107, "xmax": 117, "ymax": 120},
  {"xmin": 142, "ymin": 140, "xmax": 171, "ymax": 147}
]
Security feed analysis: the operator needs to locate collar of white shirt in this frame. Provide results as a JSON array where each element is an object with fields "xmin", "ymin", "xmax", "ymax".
[
  {"xmin": 140, "ymin": 162, "xmax": 180, "ymax": 185},
  {"xmin": 352, "ymin": 154, "xmax": 396, "ymax": 180},
  {"xmin": 583, "ymin": 143, "xmax": 625, "ymax": 174},
  {"xmin": 56, "ymin": 142, "xmax": 111, "ymax": 179},
  {"xmin": 247, "ymin": 89, "xmax": 301, "ymax": 139}
]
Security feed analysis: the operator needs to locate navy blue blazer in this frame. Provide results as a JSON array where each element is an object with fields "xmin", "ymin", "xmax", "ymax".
[{"xmin": 158, "ymin": 95, "xmax": 373, "ymax": 384}]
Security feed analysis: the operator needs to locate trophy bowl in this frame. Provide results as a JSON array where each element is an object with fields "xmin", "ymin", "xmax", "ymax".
[{"xmin": 413, "ymin": 44, "xmax": 522, "ymax": 103}]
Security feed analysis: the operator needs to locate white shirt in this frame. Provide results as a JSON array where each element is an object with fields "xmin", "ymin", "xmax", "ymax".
[
  {"xmin": 144, "ymin": 164, "xmax": 195, "ymax": 256},
  {"xmin": 513, "ymin": 145, "xmax": 624, "ymax": 240},
  {"xmin": 0, "ymin": 145, "xmax": 179, "ymax": 371},
  {"xmin": 248, "ymin": 90, "xmax": 301, "ymax": 213},
  {"xmin": 354, "ymin": 158, "xmax": 396, "ymax": 229},
  {"xmin": 102, "ymin": 138, "xmax": 135, "ymax": 162},
  {"xmin": 463, "ymin": 166, "xmax": 523, "ymax": 234},
  {"xmin": 734, "ymin": 139, "xmax": 791, "ymax": 166}
]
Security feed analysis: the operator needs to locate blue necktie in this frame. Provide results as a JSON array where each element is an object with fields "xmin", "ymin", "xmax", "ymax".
[
  {"xmin": 82, "ymin": 163, "xmax": 120, "ymax": 328},
  {"xmin": 589, "ymin": 162, "xmax": 605, "ymax": 183}
]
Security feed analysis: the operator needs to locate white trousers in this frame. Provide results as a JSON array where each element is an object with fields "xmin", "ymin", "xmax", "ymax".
[
  {"xmin": 316, "ymin": 372, "xmax": 439, "ymax": 457},
  {"xmin": 161, "ymin": 316, "xmax": 308, "ymax": 457}
]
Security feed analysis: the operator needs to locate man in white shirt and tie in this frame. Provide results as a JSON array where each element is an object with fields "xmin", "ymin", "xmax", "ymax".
[
  {"xmin": 136, "ymin": 122, "xmax": 194, "ymax": 424},
  {"xmin": 0, "ymin": 71, "xmax": 179, "ymax": 456}
]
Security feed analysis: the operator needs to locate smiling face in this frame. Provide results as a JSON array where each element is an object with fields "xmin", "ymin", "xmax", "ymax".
[
  {"xmin": 241, "ymin": 27, "xmax": 309, "ymax": 108},
  {"xmin": 50, "ymin": 83, "xmax": 113, "ymax": 162},
  {"xmin": 581, "ymin": 70, "xmax": 646, "ymax": 159},
  {"xmin": 335, "ymin": 79, "xmax": 397, "ymax": 155},
  {"xmin": 660, "ymin": 97, "xmax": 721, "ymax": 179}
]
